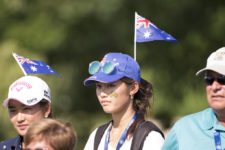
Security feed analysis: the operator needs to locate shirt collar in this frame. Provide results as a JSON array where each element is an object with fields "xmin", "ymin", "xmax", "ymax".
[
  {"xmin": 202, "ymin": 108, "xmax": 225, "ymax": 131},
  {"xmin": 12, "ymin": 136, "xmax": 23, "ymax": 149}
]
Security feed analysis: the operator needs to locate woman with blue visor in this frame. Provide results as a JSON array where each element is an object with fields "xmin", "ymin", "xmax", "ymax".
[{"xmin": 83, "ymin": 52, "xmax": 164, "ymax": 150}]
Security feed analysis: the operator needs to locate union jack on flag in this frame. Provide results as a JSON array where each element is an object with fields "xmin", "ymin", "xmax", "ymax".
[
  {"xmin": 15, "ymin": 54, "xmax": 38, "ymax": 65},
  {"xmin": 13, "ymin": 53, "xmax": 58, "ymax": 76},
  {"xmin": 135, "ymin": 12, "xmax": 177, "ymax": 43}
]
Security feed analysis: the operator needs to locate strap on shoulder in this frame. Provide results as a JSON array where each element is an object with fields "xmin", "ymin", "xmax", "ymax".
[
  {"xmin": 94, "ymin": 121, "xmax": 111, "ymax": 150},
  {"xmin": 131, "ymin": 120, "xmax": 164, "ymax": 150}
]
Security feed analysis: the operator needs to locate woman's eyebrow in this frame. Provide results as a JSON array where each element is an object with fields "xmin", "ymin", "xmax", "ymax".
[{"xmin": 8, "ymin": 105, "xmax": 15, "ymax": 109}]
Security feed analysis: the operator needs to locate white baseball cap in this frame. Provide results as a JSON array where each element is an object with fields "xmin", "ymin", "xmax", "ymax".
[
  {"xmin": 196, "ymin": 47, "xmax": 225, "ymax": 76},
  {"xmin": 3, "ymin": 76, "xmax": 51, "ymax": 107}
]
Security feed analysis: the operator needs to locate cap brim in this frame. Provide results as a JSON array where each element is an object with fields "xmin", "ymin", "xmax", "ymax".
[
  {"xmin": 196, "ymin": 68, "xmax": 207, "ymax": 76},
  {"xmin": 2, "ymin": 97, "xmax": 41, "ymax": 108},
  {"xmin": 84, "ymin": 72, "xmax": 124, "ymax": 86},
  {"xmin": 3, "ymin": 98, "xmax": 10, "ymax": 107},
  {"xmin": 196, "ymin": 66, "xmax": 225, "ymax": 76}
]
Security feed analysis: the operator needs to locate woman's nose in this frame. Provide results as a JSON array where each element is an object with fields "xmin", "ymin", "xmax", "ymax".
[{"xmin": 16, "ymin": 112, "xmax": 25, "ymax": 122}]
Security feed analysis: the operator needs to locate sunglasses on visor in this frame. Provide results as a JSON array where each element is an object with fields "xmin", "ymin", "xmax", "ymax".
[{"xmin": 88, "ymin": 61, "xmax": 117, "ymax": 75}]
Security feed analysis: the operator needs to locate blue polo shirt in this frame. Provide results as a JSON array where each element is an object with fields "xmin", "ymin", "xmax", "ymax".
[{"xmin": 162, "ymin": 108, "xmax": 225, "ymax": 150}]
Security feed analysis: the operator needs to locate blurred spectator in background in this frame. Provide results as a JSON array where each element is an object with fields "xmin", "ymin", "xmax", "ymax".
[
  {"xmin": 162, "ymin": 47, "xmax": 225, "ymax": 150},
  {"xmin": 24, "ymin": 118, "xmax": 76, "ymax": 150},
  {"xmin": 0, "ymin": 76, "xmax": 52, "ymax": 150}
]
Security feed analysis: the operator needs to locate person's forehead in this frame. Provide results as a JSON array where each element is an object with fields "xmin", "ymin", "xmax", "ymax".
[{"xmin": 96, "ymin": 80, "xmax": 123, "ymax": 85}]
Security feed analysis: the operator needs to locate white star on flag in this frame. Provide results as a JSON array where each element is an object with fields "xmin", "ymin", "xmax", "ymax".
[
  {"xmin": 30, "ymin": 66, "xmax": 37, "ymax": 72},
  {"xmin": 144, "ymin": 31, "xmax": 151, "ymax": 38}
]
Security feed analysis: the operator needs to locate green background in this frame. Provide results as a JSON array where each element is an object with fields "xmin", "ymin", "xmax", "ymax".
[{"xmin": 0, "ymin": 0, "xmax": 225, "ymax": 149}]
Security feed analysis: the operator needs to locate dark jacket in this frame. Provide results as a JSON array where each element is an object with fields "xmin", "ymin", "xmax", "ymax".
[{"xmin": 0, "ymin": 136, "xmax": 22, "ymax": 150}]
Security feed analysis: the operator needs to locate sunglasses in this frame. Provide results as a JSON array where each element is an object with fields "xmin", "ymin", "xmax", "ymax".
[
  {"xmin": 88, "ymin": 61, "xmax": 117, "ymax": 75},
  {"xmin": 204, "ymin": 76, "xmax": 225, "ymax": 85}
]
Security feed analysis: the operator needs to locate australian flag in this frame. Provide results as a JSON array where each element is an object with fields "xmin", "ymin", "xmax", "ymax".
[
  {"xmin": 13, "ymin": 53, "xmax": 58, "ymax": 76},
  {"xmin": 135, "ymin": 13, "xmax": 177, "ymax": 43}
]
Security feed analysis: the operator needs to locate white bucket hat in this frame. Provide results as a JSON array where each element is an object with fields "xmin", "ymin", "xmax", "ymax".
[
  {"xmin": 3, "ymin": 76, "xmax": 51, "ymax": 107},
  {"xmin": 196, "ymin": 47, "xmax": 225, "ymax": 76}
]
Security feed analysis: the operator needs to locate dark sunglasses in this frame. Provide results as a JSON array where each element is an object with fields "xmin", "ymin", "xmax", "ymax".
[{"xmin": 204, "ymin": 76, "xmax": 225, "ymax": 85}]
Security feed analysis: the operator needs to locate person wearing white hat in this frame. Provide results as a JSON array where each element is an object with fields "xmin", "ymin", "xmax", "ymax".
[
  {"xmin": 162, "ymin": 47, "xmax": 225, "ymax": 150},
  {"xmin": 0, "ymin": 76, "xmax": 52, "ymax": 150}
]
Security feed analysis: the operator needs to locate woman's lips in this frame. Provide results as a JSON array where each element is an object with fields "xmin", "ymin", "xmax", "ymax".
[
  {"xmin": 100, "ymin": 100, "xmax": 110, "ymax": 106},
  {"xmin": 17, "ymin": 124, "xmax": 28, "ymax": 130}
]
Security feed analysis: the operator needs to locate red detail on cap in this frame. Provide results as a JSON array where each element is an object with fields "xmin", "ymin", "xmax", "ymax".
[
  {"xmin": 15, "ymin": 87, "xmax": 23, "ymax": 92},
  {"xmin": 11, "ymin": 81, "xmax": 32, "ymax": 91}
]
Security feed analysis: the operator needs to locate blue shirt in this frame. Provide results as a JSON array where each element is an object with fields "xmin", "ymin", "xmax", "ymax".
[
  {"xmin": 162, "ymin": 108, "xmax": 225, "ymax": 150},
  {"xmin": 0, "ymin": 136, "xmax": 22, "ymax": 150}
]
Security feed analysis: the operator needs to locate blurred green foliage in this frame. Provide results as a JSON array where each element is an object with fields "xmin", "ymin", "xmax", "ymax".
[{"xmin": 0, "ymin": 0, "xmax": 225, "ymax": 149}]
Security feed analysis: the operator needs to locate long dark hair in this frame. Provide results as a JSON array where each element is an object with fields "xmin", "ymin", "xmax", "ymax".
[
  {"xmin": 121, "ymin": 77, "xmax": 153, "ymax": 117},
  {"xmin": 120, "ymin": 77, "xmax": 153, "ymax": 137}
]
